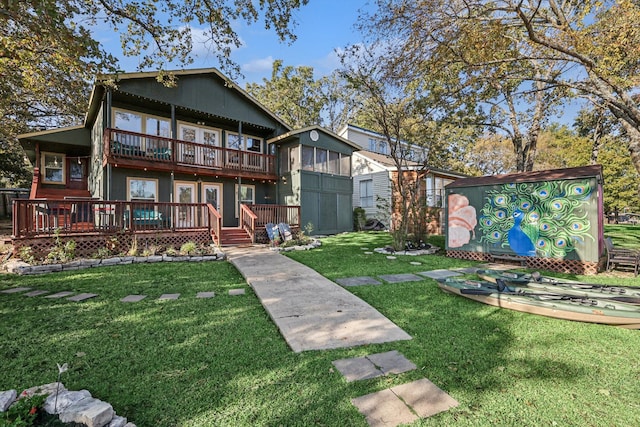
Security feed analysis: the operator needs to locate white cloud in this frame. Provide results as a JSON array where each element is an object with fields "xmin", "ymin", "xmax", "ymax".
[{"xmin": 242, "ymin": 56, "xmax": 275, "ymax": 73}]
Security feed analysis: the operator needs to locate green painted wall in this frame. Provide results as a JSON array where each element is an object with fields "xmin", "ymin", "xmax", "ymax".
[
  {"xmin": 116, "ymin": 74, "xmax": 286, "ymax": 133},
  {"xmin": 446, "ymin": 177, "xmax": 601, "ymax": 262}
]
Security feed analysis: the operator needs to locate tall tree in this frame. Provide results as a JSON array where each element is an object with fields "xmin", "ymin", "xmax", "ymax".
[{"xmin": 360, "ymin": 0, "xmax": 640, "ymax": 178}]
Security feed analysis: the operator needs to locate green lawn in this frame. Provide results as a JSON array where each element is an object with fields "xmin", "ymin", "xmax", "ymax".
[{"xmin": 1, "ymin": 230, "xmax": 639, "ymax": 426}]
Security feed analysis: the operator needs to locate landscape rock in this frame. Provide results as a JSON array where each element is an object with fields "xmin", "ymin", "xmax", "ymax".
[
  {"xmin": 44, "ymin": 389, "xmax": 92, "ymax": 414},
  {"xmin": 145, "ymin": 255, "xmax": 163, "ymax": 263},
  {"xmin": 0, "ymin": 389, "xmax": 16, "ymax": 411},
  {"xmin": 58, "ymin": 397, "xmax": 114, "ymax": 427},
  {"xmin": 21, "ymin": 382, "xmax": 65, "ymax": 398},
  {"xmin": 106, "ymin": 414, "xmax": 128, "ymax": 427},
  {"xmin": 4, "ymin": 260, "xmax": 32, "ymax": 274},
  {"xmin": 100, "ymin": 257, "xmax": 122, "ymax": 266},
  {"xmin": 30, "ymin": 264, "xmax": 63, "ymax": 274}
]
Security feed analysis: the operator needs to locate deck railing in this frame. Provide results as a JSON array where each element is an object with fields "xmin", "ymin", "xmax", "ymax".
[
  {"xmin": 12, "ymin": 199, "xmax": 221, "ymax": 240},
  {"xmin": 249, "ymin": 204, "xmax": 300, "ymax": 227},
  {"xmin": 105, "ymin": 129, "xmax": 276, "ymax": 176}
]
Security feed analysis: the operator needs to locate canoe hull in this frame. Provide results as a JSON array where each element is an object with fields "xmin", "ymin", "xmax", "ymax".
[{"xmin": 438, "ymin": 280, "xmax": 640, "ymax": 328}]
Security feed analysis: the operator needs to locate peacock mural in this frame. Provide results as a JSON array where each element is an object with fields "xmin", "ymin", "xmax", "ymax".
[{"xmin": 478, "ymin": 180, "xmax": 595, "ymax": 258}]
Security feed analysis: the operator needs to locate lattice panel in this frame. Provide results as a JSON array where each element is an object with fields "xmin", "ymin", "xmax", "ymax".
[
  {"xmin": 447, "ymin": 250, "xmax": 600, "ymax": 275},
  {"xmin": 13, "ymin": 231, "xmax": 212, "ymax": 260}
]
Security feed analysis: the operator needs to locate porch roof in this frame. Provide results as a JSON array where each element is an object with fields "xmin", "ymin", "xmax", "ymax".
[{"xmin": 17, "ymin": 126, "xmax": 91, "ymax": 163}]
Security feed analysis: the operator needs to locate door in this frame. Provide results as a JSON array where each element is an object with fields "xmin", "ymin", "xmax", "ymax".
[
  {"xmin": 202, "ymin": 183, "xmax": 222, "ymax": 224},
  {"xmin": 174, "ymin": 181, "xmax": 197, "ymax": 228}
]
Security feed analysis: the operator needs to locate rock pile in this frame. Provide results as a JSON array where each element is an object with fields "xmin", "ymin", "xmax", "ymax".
[{"xmin": 0, "ymin": 382, "xmax": 134, "ymax": 427}]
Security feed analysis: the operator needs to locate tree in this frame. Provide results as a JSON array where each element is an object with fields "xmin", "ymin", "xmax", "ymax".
[
  {"xmin": 464, "ymin": 133, "xmax": 516, "ymax": 176},
  {"xmin": 1, "ymin": 1, "xmax": 308, "ymax": 184},
  {"xmin": 360, "ymin": 1, "xmax": 640, "ymax": 180},
  {"xmin": 246, "ymin": 60, "xmax": 325, "ymax": 129},
  {"xmin": 340, "ymin": 44, "xmax": 436, "ymax": 249}
]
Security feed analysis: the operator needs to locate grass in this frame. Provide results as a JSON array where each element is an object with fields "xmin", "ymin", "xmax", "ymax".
[{"xmin": 0, "ymin": 229, "xmax": 639, "ymax": 426}]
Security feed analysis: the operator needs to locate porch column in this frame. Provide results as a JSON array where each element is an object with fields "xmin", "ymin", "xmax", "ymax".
[{"xmin": 237, "ymin": 121, "xmax": 242, "ymax": 223}]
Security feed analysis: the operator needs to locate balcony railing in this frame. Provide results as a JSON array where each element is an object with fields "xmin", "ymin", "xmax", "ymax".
[
  {"xmin": 12, "ymin": 199, "xmax": 220, "ymax": 239},
  {"xmin": 249, "ymin": 204, "xmax": 301, "ymax": 227},
  {"xmin": 105, "ymin": 128, "xmax": 277, "ymax": 177}
]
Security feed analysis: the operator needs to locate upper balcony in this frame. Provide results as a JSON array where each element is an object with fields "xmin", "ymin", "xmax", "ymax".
[{"xmin": 104, "ymin": 128, "xmax": 278, "ymax": 180}]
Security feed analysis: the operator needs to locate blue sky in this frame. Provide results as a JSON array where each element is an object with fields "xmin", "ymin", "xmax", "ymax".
[{"xmin": 102, "ymin": 1, "xmax": 367, "ymax": 87}]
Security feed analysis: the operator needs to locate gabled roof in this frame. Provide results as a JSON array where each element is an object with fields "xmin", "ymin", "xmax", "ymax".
[
  {"xmin": 355, "ymin": 150, "xmax": 467, "ymax": 178},
  {"xmin": 267, "ymin": 125, "xmax": 361, "ymax": 150},
  {"xmin": 446, "ymin": 165, "xmax": 603, "ymax": 189},
  {"xmin": 85, "ymin": 67, "xmax": 292, "ymax": 131}
]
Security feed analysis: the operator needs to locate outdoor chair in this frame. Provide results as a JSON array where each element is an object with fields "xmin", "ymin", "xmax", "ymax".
[{"xmin": 605, "ymin": 237, "xmax": 640, "ymax": 276}]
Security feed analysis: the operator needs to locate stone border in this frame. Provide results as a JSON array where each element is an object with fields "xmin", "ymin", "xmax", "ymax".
[
  {"xmin": 269, "ymin": 239, "xmax": 322, "ymax": 252},
  {"xmin": 2, "ymin": 249, "xmax": 226, "ymax": 275},
  {"xmin": 1, "ymin": 382, "xmax": 136, "ymax": 427}
]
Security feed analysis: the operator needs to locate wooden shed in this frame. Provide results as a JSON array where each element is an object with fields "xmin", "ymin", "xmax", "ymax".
[{"xmin": 445, "ymin": 165, "xmax": 604, "ymax": 274}]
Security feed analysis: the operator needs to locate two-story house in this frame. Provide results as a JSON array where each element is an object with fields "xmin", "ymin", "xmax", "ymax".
[
  {"xmin": 339, "ymin": 124, "xmax": 466, "ymax": 234},
  {"xmin": 14, "ymin": 68, "xmax": 358, "ymax": 256}
]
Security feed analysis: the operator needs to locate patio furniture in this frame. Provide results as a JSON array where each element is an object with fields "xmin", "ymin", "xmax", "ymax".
[{"xmin": 605, "ymin": 237, "xmax": 639, "ymax": 276}]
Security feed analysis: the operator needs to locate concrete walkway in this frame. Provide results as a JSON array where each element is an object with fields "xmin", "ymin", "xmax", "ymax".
[{"xmin": 225, "ymin": 246, "xmax": 412, "ymax": 353}]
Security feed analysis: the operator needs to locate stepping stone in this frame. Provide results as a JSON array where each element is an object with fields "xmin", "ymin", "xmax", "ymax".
[
  {"xmin": 378, "ymin": 273, "xmax": 424, "ymax": 284},
  {"xmin": 24, "ymin": 290, "xmax": 50, "ymax": 297},
  {"xmin": 417, "ymin": 270, "xmax": 463, "ymax": 280},
  {"xmin": 196, "ymin": 291, "xmax": 215, "ymax": 298},
  {"xmin": 332, "ymin": 356, "xmax": 384, "ymax": 382},
  {"xmin": 120, "ymin": 295, "xmax": 146, "ymax": 302},
  {"xmin": 333, "ymin": 351, "xmax": 416, "ymax": 382},
  {"xmin": 352, "ymin": 388, "xmax": 418, "ymax": 427},
  {"xmin": 410, "ymin": 261, "xmax": 422, "ymax": 266},
  {"xmin": 361, "ymin": 247, "xmax": 369, "ymax": 250},
  {"xmin": 229, "ymin": 289, "xmax": 245, "ymax": 296},
  {"xmin": 67, "ymin": 293, "xmax": 98, "ymax": 302},
  {"xmin": 364, "ymin": 251, "xmax": 374, "ymax": 255},
  {"xmin": 386, "ymin": 256, "xmax": 397, "ymax": 260},
  {"xmin": 1, "ymin": 287, "xmax": 32, "ymax": 294},
  {"xmin": 390, "ymin": 378, "xmax": 459, "ymax": 418},
  {"xmin": 158, "ymin": 293, "xmax": 180, "ymax": 300},
  {"xmin": 45, "ymin": 291, "xmax": 75, "ymax": 299},
  {"xmin": 367, "ymin": 350, "xmax": 417, "ymax": 375},
  {"xmin": 335, "ymin": 276, "xmax": 382, "ymax": 287}
]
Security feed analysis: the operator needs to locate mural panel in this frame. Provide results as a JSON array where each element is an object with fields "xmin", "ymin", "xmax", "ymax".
[{"xmin": 447, "ymin": 178, "xmax": 599, "ymax": 261}]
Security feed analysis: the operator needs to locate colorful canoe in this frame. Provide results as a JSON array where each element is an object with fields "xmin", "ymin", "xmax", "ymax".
[
  {"xmin": 437, "ymin": 277, "xmax": 640, "ymax": 329},
  {"xmin": 476, "ymin": 269, "xmax": 640, "ymax": 305}
]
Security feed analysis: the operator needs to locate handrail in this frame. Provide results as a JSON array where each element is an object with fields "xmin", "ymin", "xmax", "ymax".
[
  {"xmin": 248, "ymin": 204, "xmax": 301, "ymax": 227},
  {"xmin": 105, "ymin": 128, "xmax": 276, "ymax": 176},
  {"xmin": 12, "ymin": 199, "xmax": 213, "ymax": 238},
  {"xmin": 207, "ymin": 203, "xmax": 222, "ymax": 247},
  {"xmin": 239, "ymin": 203, "xmax": 258, "ymax": 243}
]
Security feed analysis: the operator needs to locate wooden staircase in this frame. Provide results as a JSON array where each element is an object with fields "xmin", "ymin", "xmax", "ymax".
[{"xmin": 215, "ymin": 227, "xmax": 253, "ymax": 246}]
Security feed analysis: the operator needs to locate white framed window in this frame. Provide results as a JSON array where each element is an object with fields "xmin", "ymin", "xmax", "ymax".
[
  {"xmin": 235, "ymin": 184, "xmax": 255, "ymax": 217},
  {"xmin": 369, "ymin": 138, "xmax": 377, "ymax": 151},
  {"xmin": 42, "ymin": 152, "xmax": 65, "ymax": 184},
  {"xmin": 360, "ymin": 179, "xmax": 373, "ymax": 208},
  {"xmin": 226, "ymin": 132, "xmax": 263, "ymax": 153},
  {"xmin": 179, "ymin": 123, "xmax": 220, "ymax": 146},
  {"xmin": 127, "ymin": 178, "xmax": 158, "ymax": 202},
  {"xmin": 114, "ymin": 109, "xmax": 170, "ymax": 137}
]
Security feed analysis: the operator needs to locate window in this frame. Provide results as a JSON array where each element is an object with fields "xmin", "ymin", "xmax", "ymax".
[
  {"xmin": 302, "ymin": 146, "xmax": 314, "ymax": 171},
  {"xmin": 378, "ymin": 141, "xmax": 388, "ymax": 155},
  {"xmin": 246, "ymin": 137, "xmax": 262, "ymax": 152},
  {"xmin": 360, "ymin": 180, "xmax": 373, "ymax": 208},
  {"xmin": 127, "ymin": 178, "xmax": 158, "ymax": 201},
  {"xmin": 315, "ymin": 149, "xmax": 327, "ymax": 172},
  {"xmin": 340, "ymin": 154, "xmax": 351, "ymax": 176},
  {"xmin": 328, "ymin": 151, "xmax": 340, "ymax": 175},
  {"xmin": 369, "ymin": 138, "xmax": 377, "ymax": 151},
  {"xmin": 146, "ymin": 117, "xmax": 171, "ymax": 137},
  {"xmin": 42, "ymin": 153, "xmax": 65, "ymax": 184},
  {"xmin": 113, "ymin": 109, "xmax": 171, "ymax": 151},
  {"xmin": 226, "ymin": 133, "xmax": 262, "ymax": 153},
  {"xmin": 280, "ymin": 147, "xmax": 290, "ymax": 174},
  {"xmin": 235, "ymin": 184, "xmax": 255, "ymax": 217}
]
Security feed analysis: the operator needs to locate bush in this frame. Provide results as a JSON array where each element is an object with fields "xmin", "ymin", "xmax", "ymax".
[{"xmin": 353, "ymin": 207, "xmax": 366, "ymax": 231}]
